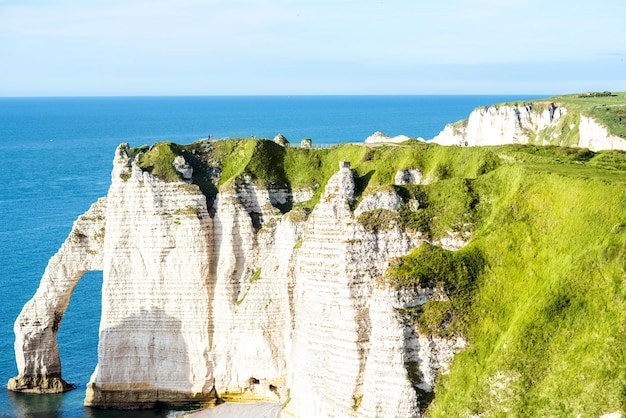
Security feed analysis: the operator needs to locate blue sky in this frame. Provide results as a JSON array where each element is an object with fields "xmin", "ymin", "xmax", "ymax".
[{"xmin": 1, "ymin": 0, "xmax": 625, "ymax": 96}]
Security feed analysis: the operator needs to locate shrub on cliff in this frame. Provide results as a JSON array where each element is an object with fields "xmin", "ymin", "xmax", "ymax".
[{"xmin": 387, "ymin": 243, "xmax": 485, "ymax": 338}]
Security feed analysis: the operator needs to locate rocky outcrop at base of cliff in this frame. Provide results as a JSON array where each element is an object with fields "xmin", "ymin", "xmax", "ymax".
[{"xmin": 11, "ymin": 144, "xmax": 464, "ymax": 416}]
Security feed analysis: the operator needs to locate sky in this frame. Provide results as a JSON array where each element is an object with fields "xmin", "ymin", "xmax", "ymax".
[{"xmin": 0, "ymin": 0, "xmax": 625, "ymax": 96}]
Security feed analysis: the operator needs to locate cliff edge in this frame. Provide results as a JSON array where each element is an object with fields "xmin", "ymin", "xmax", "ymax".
[
  {"xmin": 431, "ymin": 92, "xmax": 626, "ymax": 151},
  {"xmin": 10, "ymin": 135, "xmax": 626, "ymax": 417},
  {"xmin": 11, "ymin": 141, "xmax": 468, "ymax": 416}
]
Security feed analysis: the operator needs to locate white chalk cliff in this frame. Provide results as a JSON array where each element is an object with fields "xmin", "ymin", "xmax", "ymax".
[
  {"xmin": 578, "ymin": 115, "xmax": 626, "ymax": 151},
  {"xmin": 431, "ymin": 103, "xmax": 626, "ymax": 151},
  {"xmin": 11, "ymin": 144, "xmax": 464, "ymax": 416},
  {"xmin": 9, "ymin": 198, "xmax": 106, "ymax": 393},
  {"xmin": 364, "ymin": 131, "xmax": 416, "ymax": 144}
]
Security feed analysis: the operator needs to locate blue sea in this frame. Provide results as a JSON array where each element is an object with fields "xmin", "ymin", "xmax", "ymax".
[{"xmin": 0, "ymin": 95, "xmax": 544, "ymax": 417}]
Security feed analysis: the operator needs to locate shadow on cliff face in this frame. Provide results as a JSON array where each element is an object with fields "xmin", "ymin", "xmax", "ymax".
[
  {"xmin": 354, "ymin": 169, "xmax": 375, "ymax": 202},
  {"xmin": 182, "ymin": 139, "xmax": 295, "ymax": 217},
  {"xmin": 87, "ymin": 306, "xmax": 213, "ymax": 410}
]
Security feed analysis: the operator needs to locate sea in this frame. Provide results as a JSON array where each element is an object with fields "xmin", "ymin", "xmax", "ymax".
[{"xmin": 0, "ymin": 95, "xmax": 544, "ymax": 417}]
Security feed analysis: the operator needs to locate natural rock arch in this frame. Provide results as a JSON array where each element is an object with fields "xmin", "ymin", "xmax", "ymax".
[{"xmin": 9, "ymin": 198, "xmax": 106, "ymax": 393}]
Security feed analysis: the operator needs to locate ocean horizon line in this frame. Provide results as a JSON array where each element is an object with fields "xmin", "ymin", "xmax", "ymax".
[{"xmin": 0, "ymin": 93, "xmax": 552, "ymax": 100}]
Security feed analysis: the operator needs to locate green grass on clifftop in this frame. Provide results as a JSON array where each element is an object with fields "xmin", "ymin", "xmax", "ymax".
[
  {"xmin": 553, "ymin": 92, "xmax": 626, "ymax": 140},
  {"xmin": 135, "ymin": 142, "xmax": 185, "ymax": 182},
  {"xmin": 172, "ymin": 138, "xmax": 505, "ymax": 212},
  {"xmin": 133, "ymin": 136, "xmax": 626, "ymax": 415},
  {"xmin": 421, "ymin": 162, "xmax": 626, "ymax": 417},
  {"xmin": 541, "ymin": 92, "xmax": 626, "ymax": 140}
]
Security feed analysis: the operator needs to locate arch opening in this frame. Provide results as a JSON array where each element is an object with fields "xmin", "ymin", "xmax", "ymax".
[{"xmin": 57, "ymin": 270, "xmax": 103, "ymax": 389}]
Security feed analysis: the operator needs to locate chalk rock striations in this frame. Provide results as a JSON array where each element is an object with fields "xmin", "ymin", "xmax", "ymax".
[
  {"xmin": 11, "ymin": 145, "xmax": 464, "ymax": 416},
  {"xmin": 431, "ymin": 102, "xmax": 626, "ymax": 151},
  {"xmin": 289, "ymin": 164, "xmax": 407, "ymax": 415},
  {"xmin": 432, "ymin": 103, "xmax": 568, "ymax": 147},
  {"xmin": 84, "ymin": 144, "xmax": 216, "ymax": 408},
  {"xmin": 9, "ymin": 197, "xmax": 106, "ymax": 393}
]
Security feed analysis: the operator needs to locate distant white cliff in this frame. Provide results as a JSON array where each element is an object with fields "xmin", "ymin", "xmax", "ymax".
[
  {"xmin": 431, "ymin": 103, "xmax": 626, "ymax": 151},
  {"xmin": 365, "ymin": 131, "xmax": 417, "ymax": 144},
  {"xmin": 10, "ymin": 144, "xmax": 461, "ymax": 417},
  {"xmin": 578, "ymin": 115, "xmax": 626, "ymax": 151}
]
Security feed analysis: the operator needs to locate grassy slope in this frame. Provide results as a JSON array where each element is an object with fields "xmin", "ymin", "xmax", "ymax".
[
  {"xmin": 135, "ymin": 139, "xmax": 498, "ymax": 211},
  {"xmin": 553, "ymin": 92, "xmax": 626, "ymax": 141},
  {"xmin": 134, "ymin": 137, "xmax": 626, "ymax": 415},
  {"xmin": 542, "ymin": 92, "xmax": 626, "ymax": 140},
  {"xmin": 425, "ymin": 160, "xmax": 626, "ymax": 417},
  {"xmin": 456, "ymin": 91, "xmax": 626, "ymax": 143},
  {"xmin": 367, "ymin": 144, "xmax": 626, "ymax": 416}
]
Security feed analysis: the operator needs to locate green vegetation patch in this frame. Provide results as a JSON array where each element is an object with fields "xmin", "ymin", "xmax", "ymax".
[
  {"xmin": 395, "ymin": 177, "xmax": 478, "ymax": 239},
  {"xmin": 589, "ymin": 149, "xmax": 626, "ymax": 172},
  {"xmin": 387, "ymin": 243, "xmax": 485, "ymax": 338},
  {"xmin": 239, "ymin": 140, "xmax": 288, "ymax": 186},
  {"xmin": 138, "ymin": 138, "xmax": 504, "ymax": 214},
  {"xmin": 368, "ymin": 140, "xmax": 626, "ymax": 416},
  {"xmin": 497, "ymin": 144, "xmax": 595, "ymax": 164},
  {"xmin": 589, "ymin": 104, "xmax": 626, "ymax": 139},
  {"xmin": 414, "ymin": 143, "xmax": 500, "ymax": 181},
  {"xmin": 285, "ymin": 207, "xmax": 310, "ymax": 223},
  {"xmin": 578, "ymin": 91, "xmax": 617, "ymax": 98},
  {"xmin": 137, "ymin": 142, "xmax": 184, "ymax": 182},
  {"xmin": 424, "ymin": 163, "xmax": 626, "ymax": 417},
  {"xmin": 548, "ymin": 91, "xmax": 626, "ymax": 139},
  {"xmin": 357, "ymin": 208, "xmax": 401, "ymax": 232},
  {"xmin": 125, "ymin": 134, "xmax": 626, "ymax": 416},
  {"xmin": 174, "ymin": 205, "xmax": 200, "ymax": 217},
  {"xmin": 130, "ymin": 144, "xmax": 149, "ymax": 155},
  {"xmin": 250, "ymin": 268, "xmax": 262, "ymax": 283}
]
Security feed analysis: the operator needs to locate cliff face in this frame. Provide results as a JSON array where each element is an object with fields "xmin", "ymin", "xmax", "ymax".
[
  {"xmin": 11, "ymin": 136, "xmax": 626, "ymax": 416},
  {"xmin": 11, "ymin": 144, "xmax": 460, "ymax": 416},
  {"xmin": 431, "ymin": 102, "xmax": 626, "ymax": 151},
  {"xmin": 578, "ymin": 115, "xmax": 626, "ymax": 151},
  {"xmin": 84, "ymin": 145, "xmax": 216, "ymax": 408}
]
